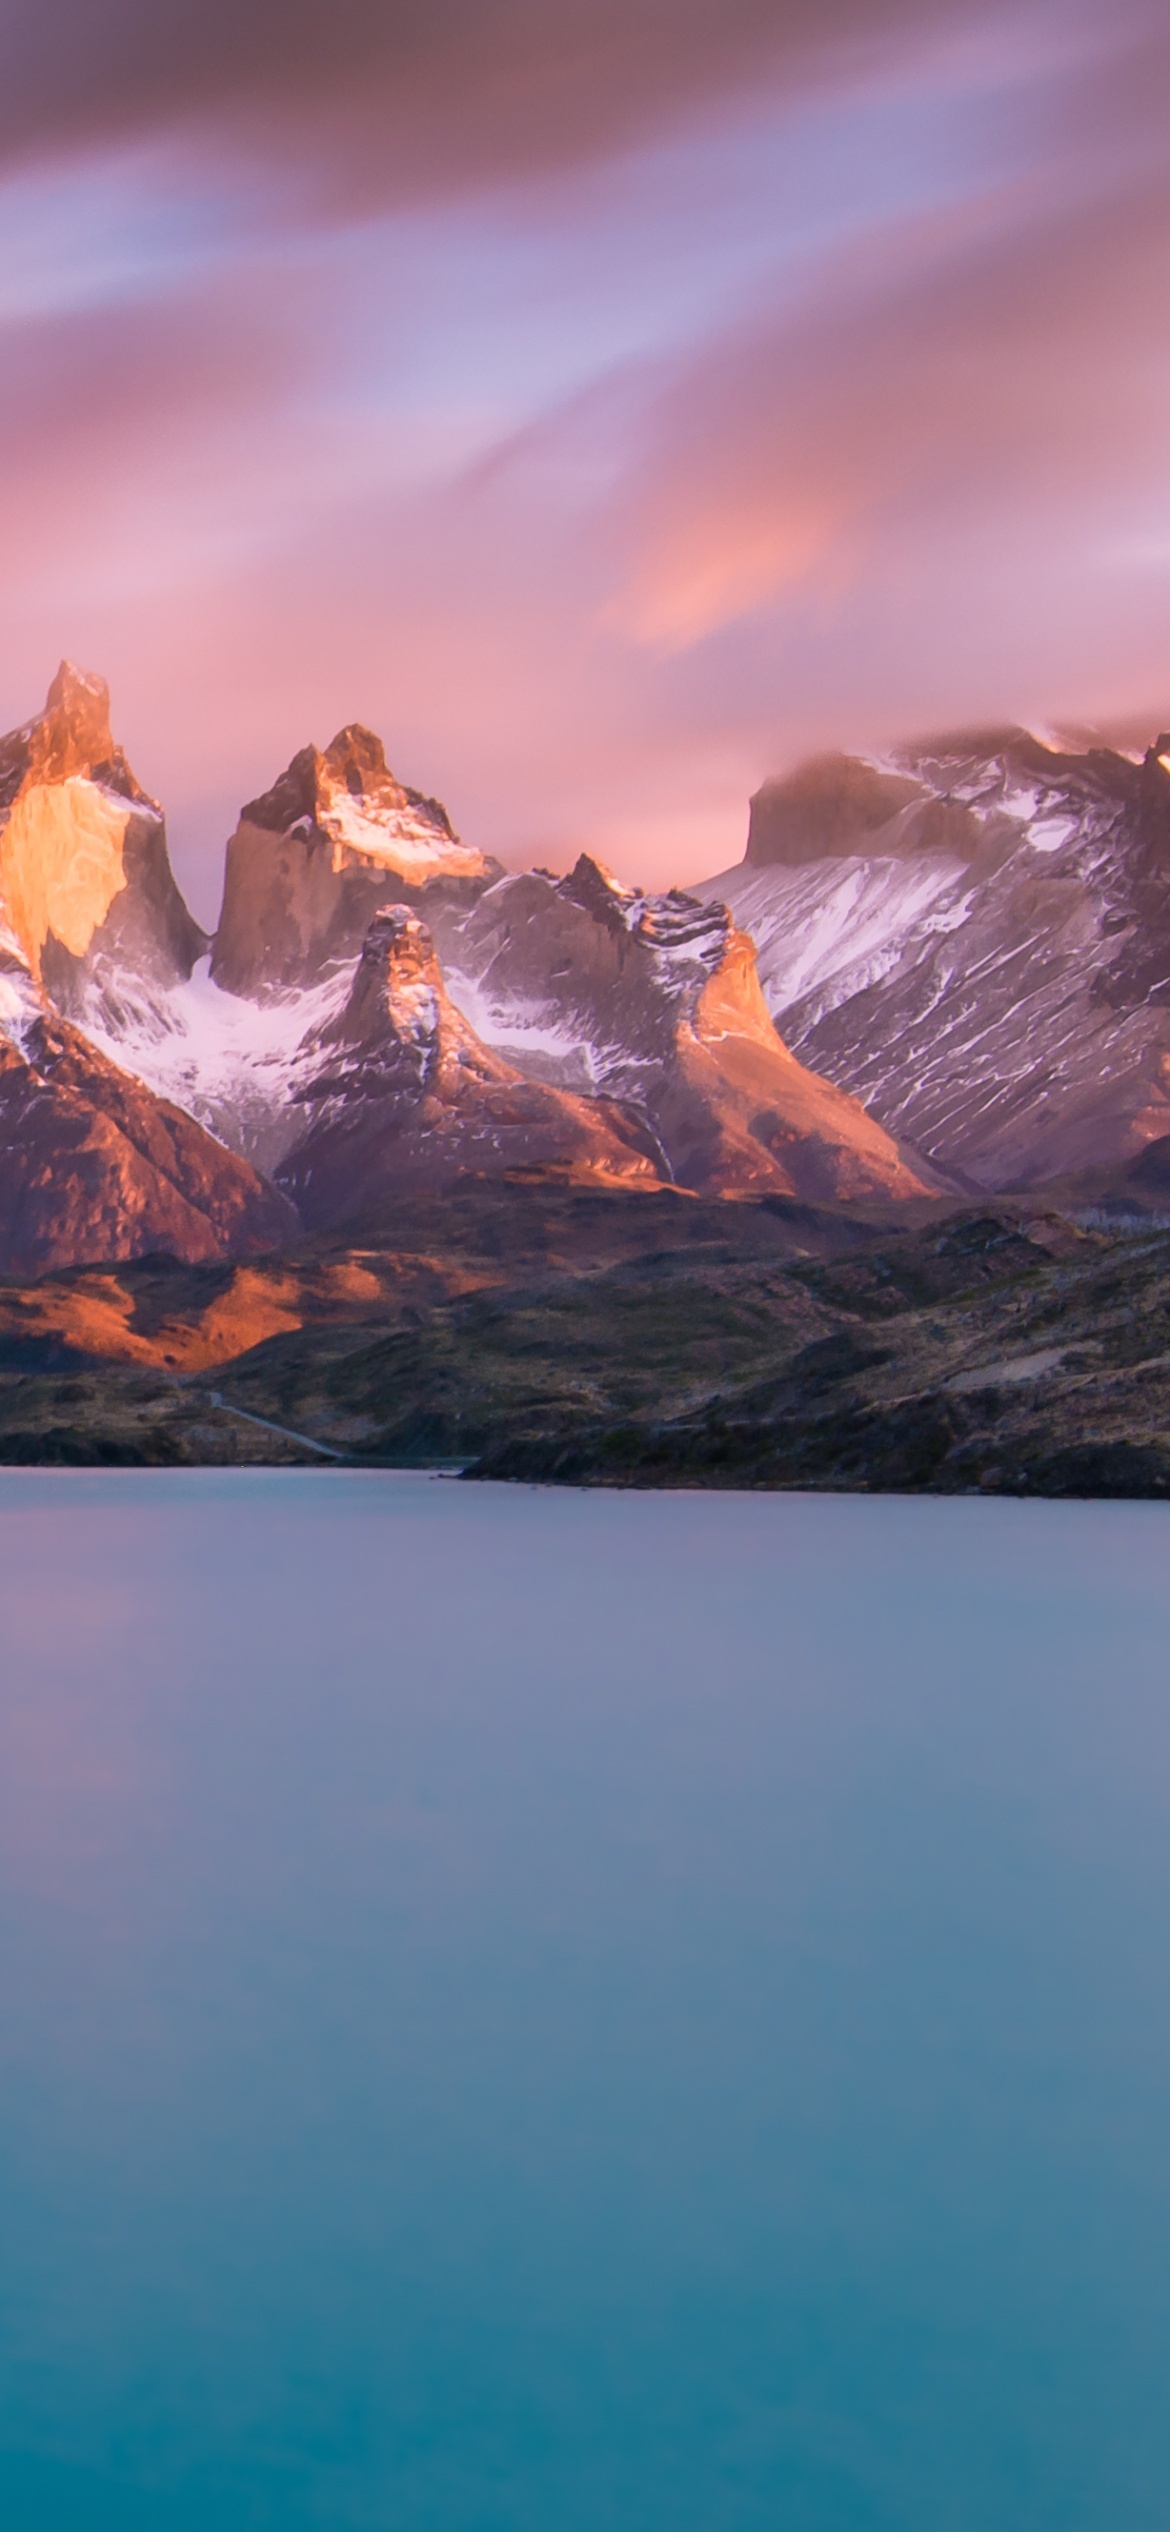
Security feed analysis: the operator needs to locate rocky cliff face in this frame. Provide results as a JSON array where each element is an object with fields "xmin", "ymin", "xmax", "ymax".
[
  {"xmin": 701, "ymin": 732, "xmax": 1170, "ymax": 1190},
  {"xmin": 441, "ymin": 855, "xmax": 932, "ymax": 1200},
  {"xmin": 0, "ymin": 668, "xmax": 293, "ymax": 1273},
  {"xmin": 276, "ymin": 905, "xmax": 663, "ymax": 1224},
  {"xmin": 0, "ymin": 662, "xmax": 207, "ymax": 1025},
  {"xmin": 17, "ymin": 659, "xmax": 1170, "ymax": 1309},
  {"xmin": 78, "ymin": 719, "xmax": 509, "ymax": 1177},
  {"xmin": 211, "ymin": 724, "xmax": 499, "ymax": 998}
]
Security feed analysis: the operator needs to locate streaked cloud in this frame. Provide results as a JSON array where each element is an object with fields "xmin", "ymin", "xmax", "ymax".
[
  {"xmin": 4, "ymin": 2, "xmax": 991, "ymax": 195},
  {"xmin": 0, "ymin": 0, "xmax": 1167, "ymax": 904}
]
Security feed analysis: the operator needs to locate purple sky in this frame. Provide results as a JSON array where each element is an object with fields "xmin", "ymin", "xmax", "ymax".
[{"xmin": 2, "ymin": 0, "xmax": 1168, "ymax": 918}]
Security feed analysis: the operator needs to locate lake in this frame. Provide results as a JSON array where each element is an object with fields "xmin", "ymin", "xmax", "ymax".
[{"xmin": 1, "ymin": 1471, "xmax": 1169, "ymax": 2529}]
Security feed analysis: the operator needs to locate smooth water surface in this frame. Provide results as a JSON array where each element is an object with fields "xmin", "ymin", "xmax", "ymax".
[{"xmin": 1, "ymin": 1472, "xmax": 1169, "ymax": 2529}]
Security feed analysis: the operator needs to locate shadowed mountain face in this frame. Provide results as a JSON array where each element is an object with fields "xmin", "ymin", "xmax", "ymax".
[
  {"xmin": 702, "ymin": 731, "xmax": 1170, "ymax": 1191},
  {"xmin": 0, "ymin": 995, "xmax": 293, "ymax": 1278},
  {"xmin": 276, "ymin": 905, "xmax": 664, "ymax": 1222},
  {"xmin": 211, "ymin": 723, "xmax": 499, "ymax": 998},
  {"xmin": 440, "ymin": 854, "xmax": 932, "ymax": 1201}
]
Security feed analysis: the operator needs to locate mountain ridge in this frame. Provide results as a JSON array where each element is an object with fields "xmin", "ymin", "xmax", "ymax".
[
  {"xmin": 8, "ymin": 660, "xmax": 1170, "ymax": 1295},
  {"xmin": 275, "ymin": 902, "xmax": 665, "ymax": 1220},
  {"xmin": 32, "ymin": 669, "xmax": 930, "ymax": 1221},
  {"xmin": 5, "ymin": 665, "xmax": 1170, "ymax": 1492},
  {"xmin": 702, "ymin": 725, "xmax": 1170, "ymax": 1190}
]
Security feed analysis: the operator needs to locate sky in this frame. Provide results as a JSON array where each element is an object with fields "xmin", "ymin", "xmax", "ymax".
[{"xmin": 2, "ymin": 0, "xmax": 1169, "ymax": 918}]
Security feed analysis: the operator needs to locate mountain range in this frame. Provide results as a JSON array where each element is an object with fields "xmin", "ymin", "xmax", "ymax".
[
  {"xmin": 0, "ymin": 661, "xmax": 942, "ymax": 1274},
  {"xmin": 4, "ymin": 660, "xmax": 1170, "ymax": 1487}
]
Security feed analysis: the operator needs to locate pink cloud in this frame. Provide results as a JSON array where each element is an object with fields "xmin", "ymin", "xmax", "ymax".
[{"xmin": 1, "ymin": 0, "xmax": 1169, "ymax": 904}]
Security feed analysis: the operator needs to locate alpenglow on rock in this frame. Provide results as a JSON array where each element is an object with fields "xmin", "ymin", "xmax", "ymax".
[
  {"xmin": 700, "ymin": 729, "xmax": 1170, "ymax": 1190},
  {"xmin": 73, "ymin": 713, "xmax": 508, "ymax": 1176},
  {"xmin": 0, "ymin": 667, "xmax": 293, "ymax": 1273},
  {"xmin": 211, "ymin": 723, "xmax": 500, "ymax": 998},
  {"xmin": 0, "ymin": 661, "xmax": 207, "ymax": 1025},
  {"xmin": 0, "ymin": 665, "xmax": 946, "ymax": 1272},
  {"xmin": 83, "ymin": 716, "xmax": 929, "ymax": 1209}
]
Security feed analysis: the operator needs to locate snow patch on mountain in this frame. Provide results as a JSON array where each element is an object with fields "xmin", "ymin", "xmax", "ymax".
[
  {"xmin": 704, "ymin": 731, "xmax": 1170, "ymax": 1187},
  {"xmin": 699, "ymin": 853, "xmax": 973, "ymax": 1025},
  {"xmin": 443, "ymin": 964, "xmax": 628, "ymax": 1094},
  {"xmin": 0, "ymin": 931, "xmax": 42, "ymax": 1056},
  {"xmin": 84, "ymin": 958, "xmax": 352, "ymax": 1173},
  {"xmin": 307, "ymin": 785, "xmax": 484, "ymax": 884}
]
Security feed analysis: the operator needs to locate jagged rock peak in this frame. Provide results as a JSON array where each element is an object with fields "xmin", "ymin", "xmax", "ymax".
[
  {"xmin": 277, "ymin": 902, "xmax": 665, "ymax": 1222},
  {"xmin": 0, "ymin": 662, "xmax": 205, "ymax": 1005},
  {"xmin": 345, "ymin": 899, "xmax": 447, "ymax": 1008},
  {"xmin": 331, "ymin": 906, "xmax": 444, "ymax": 1077},
  {"xmin": 0, "ymin": 660, "xmax": 153, "ymax": 819},
  {"xmin": 242, "ymin": 723, "xmax": 456, "ymax": 843},
  {"xmin": 559, "ymin": 854, "xmax": 732, "ymax": 977},
  {"xmin": 212, "ymin": 718, "xmax": 499, "ymax": 1000},
  {"xmin": 313, "ymin": 903, "xmax": 511, "ymax": 1100},
  {"xmin": 441, "ymin": 857, "xmax": 933, "ymax": 1200},
  {"xmin": 558, "ymin": 852, "xmax": 638, "ymax": 928}
]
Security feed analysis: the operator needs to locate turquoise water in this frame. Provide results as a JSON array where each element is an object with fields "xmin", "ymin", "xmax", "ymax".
[{"xmin": 1, "ymin": 1474, "xmax": 1169, "ymax": 2529}]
